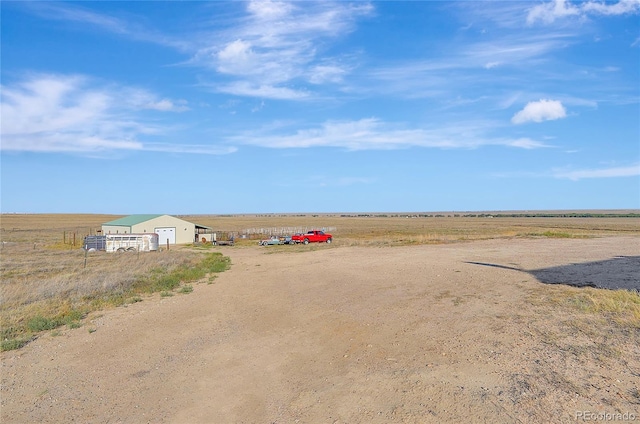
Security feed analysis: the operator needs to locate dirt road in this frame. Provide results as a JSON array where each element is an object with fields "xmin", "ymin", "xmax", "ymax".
[{"xmin": 2, "ymin": 237, "xmax": 639, "ymax": 423}]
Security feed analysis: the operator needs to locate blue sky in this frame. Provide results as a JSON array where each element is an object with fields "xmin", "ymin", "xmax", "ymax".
[{"xmin": 1, "ymin": 0, "xmax": 639, "ymax": 214}]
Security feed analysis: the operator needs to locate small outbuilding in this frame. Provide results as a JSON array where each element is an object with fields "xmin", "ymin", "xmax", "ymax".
[{"xmin": 102, "ymin": 214, "xmax": 211, "ymax": 246}]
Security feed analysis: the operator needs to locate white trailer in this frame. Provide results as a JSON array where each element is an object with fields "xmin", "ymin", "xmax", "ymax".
[{"xmin": 105, "ymin": 233, "xmax": 159, "ymax": 253}]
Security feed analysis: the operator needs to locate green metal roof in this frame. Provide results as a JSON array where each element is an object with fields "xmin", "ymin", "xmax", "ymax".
[{"xmin": 103, "ymin": 214, "xmax": 164, "ymax": 226}]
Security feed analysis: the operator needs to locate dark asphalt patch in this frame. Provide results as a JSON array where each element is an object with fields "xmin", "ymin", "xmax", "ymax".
[
  {"xmin": 530, "ymin": 256, "xmax": 639, "ymax": 291},
  {"xmin": 465, "ymin": 256, "xmax": 640, "ymax": 291}
]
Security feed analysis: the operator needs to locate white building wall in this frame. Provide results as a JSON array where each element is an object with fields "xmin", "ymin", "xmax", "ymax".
[
  {"xmin": 131, "ymin": 215, "xmax": 196, "ymax": 245},
  {"xmin": 102, "ymin": 215, "xmax": 197, "ymax": 245}
]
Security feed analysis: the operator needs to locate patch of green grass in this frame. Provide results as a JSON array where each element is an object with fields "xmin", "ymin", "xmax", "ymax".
[
  {"xmin": 541, "ymin": 231, "xmax": 575, "ymax": 238},
  {"xmin": 519, "ymin": 231, "xmax": 591, "ymax": 239},
  {"xmin": 135, "ymin": 253, "xmax": 230, "ymax": 293},
  {"xmin": 200, "ymin": 252, "xmax": 232, "ymax": 273},
  {"xmin": 27, "ymin": 315, "xmax": 61, "ymax": 332},
  {"xmin": 26, "ymin": 308, "xmax": 85, "ymax": 332},
  {"xmin": 1, "ymin": 337, "xmax": 33, "ymax": 352},
  {"xmin": 1, "ymin": 252, "xmax": 231, "ymax": 351}
]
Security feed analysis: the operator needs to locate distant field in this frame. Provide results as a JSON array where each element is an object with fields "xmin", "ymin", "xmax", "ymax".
[{"xmin": 2, "ymin": 212, "xmax": 638, "ymax": 247}]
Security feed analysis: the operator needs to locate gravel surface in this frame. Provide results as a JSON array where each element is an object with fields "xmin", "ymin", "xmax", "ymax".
[{"xmin": 2, "ymin": 236, "xmax": 639, "ymax": 423}]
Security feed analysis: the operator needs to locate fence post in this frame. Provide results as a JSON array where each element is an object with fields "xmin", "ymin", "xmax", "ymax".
[{"xmin": 166, "ymin": 240, "xmax": 170, "ymax": 251}]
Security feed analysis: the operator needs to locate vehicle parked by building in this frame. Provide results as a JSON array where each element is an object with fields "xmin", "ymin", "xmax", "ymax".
[
  {"xmin": 259, "ymin": 236, "xmax": 279, "ymax": 246},
  {"xmin": 291, "ymin": 230, "xmax": 332, "ymax": 244},
  {"xmin": 282, "ymin": 236, "xmax": 295, "ymax": 245},
  {"xmin": 258, "ymin": 235, "xmax": 295, "ymax": 246},
  {"xmin": 84, "ymin": 233, "xmax": 160, "ymax": 252},
  {"xmin": 106, "ymin": 233, "xmax": 159, "ymax": 252}
]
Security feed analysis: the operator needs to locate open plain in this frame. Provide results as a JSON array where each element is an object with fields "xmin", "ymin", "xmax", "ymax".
[{"xmin": 1, "ymin": 214, "xmax": 639, "ymax": 423}]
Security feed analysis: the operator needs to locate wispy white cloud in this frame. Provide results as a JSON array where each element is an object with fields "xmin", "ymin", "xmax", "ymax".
[
  {"xmin": 365, "ymin": 30, "xmax": 575, "ymax": 101},
  {"xmin": 508, "ymin": 138, "xmax": 552, "ymax": 149},
  {"xmin": 123, "ymin": 89, "xmax": 190, "ymax": 112},
  {"xmin": 193, "ymin": 0, "xmax": 373, "ymax": 99},
  {"xmin": 21, "ymin": 1, "xmax": 189, "ymax": 50},
  {"xmin": 229, "ymin": 118, "xmax": 551, "ymax": 151},
  {"xmin": 512, "ymin": 99, "xmax": 567, "ymax": 124},
  {"xmin": 526, "ymin": 0, "xmax": 581, "ymax": 25},
  {"xmin": 527, "ymin": 0, "xmax": 640, "ymax": 25},
  {"xmin": 143, "ymin": 99, "xmax": 189, "ymax": 112},
  {"xmin": 0, "ymin": 74, "xmax": 228, "ymax": 155},
  {"xmin": 213, "ymin": 81, "xmax": 310, "ymax": 100},
  {"xmin": 308, "ymin": 64, "xmax": 350, "ymax": 84},
  {"xmin": 553, "ymin": 163, "xmax": 640, "ymax": 180},
  {"xmin": 25, "ymin": 1, "xmax": 129, "ymax": 34},
  {"xmin": 143, "ymin": 143, "xmax": 237, "ymax": 155}
]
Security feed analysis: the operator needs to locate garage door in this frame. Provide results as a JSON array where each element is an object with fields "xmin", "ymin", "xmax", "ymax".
[{"xmin": 155, "ymin": 227, "xmax": 176, "ymax": 245}]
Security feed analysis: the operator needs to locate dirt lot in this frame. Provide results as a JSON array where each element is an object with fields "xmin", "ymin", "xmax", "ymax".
[{"xmin": 2, "ymin": 236, "xmax": 639, "ymax": 423}]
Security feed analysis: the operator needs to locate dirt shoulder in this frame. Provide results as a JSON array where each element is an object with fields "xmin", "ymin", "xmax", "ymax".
[{"xmin": 2, "ymin": 237, "xmax": 639, "ymax": 423}]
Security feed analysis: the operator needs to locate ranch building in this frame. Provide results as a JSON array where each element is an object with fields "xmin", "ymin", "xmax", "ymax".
[{"xmin": 101, "ymin": 214, "xmax": 213, "ymax": 246}]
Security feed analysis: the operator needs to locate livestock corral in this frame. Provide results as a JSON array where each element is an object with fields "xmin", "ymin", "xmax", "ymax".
[{"xmin": 1, "ymin": 212, "xmax": 639, "ymax": 423}]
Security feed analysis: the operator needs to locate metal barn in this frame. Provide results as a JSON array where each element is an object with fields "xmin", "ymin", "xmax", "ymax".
[{"xmin": 101, "ymin": 215, "xmax": 207, "ymax": 246}]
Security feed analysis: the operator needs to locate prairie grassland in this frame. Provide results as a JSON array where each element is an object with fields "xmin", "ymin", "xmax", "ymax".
[
  {"xmin": 531, "ymin": 284, "xmax": 640, "ymax": 329},
  {"xmin": 3, "ymin": 213, "xmax": 637, "ymax": 246},
  {"xmin": 181, "ymin": 214, "xmax": 640, "ymax": 246},
  {"xmin": 1, "ymin": 243, "xmax": 230, "ymax": 350},
  {"xmin": 1, "ymin": 213, "xmax": 638, "ymax": 351},
  {"xmin": 1, "ymin": 214, "xmax": 233, "ymax": 350}
]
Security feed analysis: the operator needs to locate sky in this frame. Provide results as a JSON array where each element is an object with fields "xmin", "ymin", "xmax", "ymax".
[{"xmin": 1, "ymin": 0, "xmax": 639, "ymax": 214}]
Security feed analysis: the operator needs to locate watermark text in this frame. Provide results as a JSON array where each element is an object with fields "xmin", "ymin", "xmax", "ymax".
[{"xmin": 576, "ymin": 411, "xmax": 637, "ymax": 421}]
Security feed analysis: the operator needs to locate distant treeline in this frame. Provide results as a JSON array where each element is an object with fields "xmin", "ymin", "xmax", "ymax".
[{"xmin": 339, "ymin": 213, "xmax": 640, "ymax": 218}]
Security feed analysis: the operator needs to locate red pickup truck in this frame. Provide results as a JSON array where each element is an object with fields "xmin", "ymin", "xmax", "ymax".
[{"xmin": 291, "ymin": 230, "xmax": 333, "ymax": 244}]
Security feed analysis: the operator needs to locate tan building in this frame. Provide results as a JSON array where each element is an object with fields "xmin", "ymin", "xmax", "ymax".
[{"xmin": 102, "ymin": 214, "xmax": 211, "ymax": 245}]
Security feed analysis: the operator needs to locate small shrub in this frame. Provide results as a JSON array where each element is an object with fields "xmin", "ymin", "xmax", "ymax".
[
  {"xmin": 178, "ymin": 285, "xmax": 193, "ymax": 294},
  {"xmin": 1, "ymin": 338, "xmax": 32, "ymax": 352},
  {"xmin": 62, "ymin": 309, "xmax": 85, "ymax": 324},
  {"xmin": 27, "ymin": 316, "xmax": 61, "ymax": 332}
]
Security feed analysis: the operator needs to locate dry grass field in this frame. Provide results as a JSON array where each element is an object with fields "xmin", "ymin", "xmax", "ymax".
[
  {"xmin": 182, "ymin": 212, "xmax": 640, "ymax": 245},
  {"xmin": 1, "ymin": 213, "xmax": 639, "ymax": 423},
  {"xmin": 1, "ymin": 214, "xmax": 232, "ymax": 351},
  {"xmin": 3, "ymin": 212, "xmax": 637, "ymax": 246},
  {"xmin": 1, "ymin": 212, "xmax": 638, "ymax": 346}
]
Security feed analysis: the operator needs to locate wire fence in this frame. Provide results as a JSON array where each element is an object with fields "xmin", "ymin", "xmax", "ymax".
[{"xmin": 242, "ymin": 227, "xmax": 337, "ymax": 237}]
